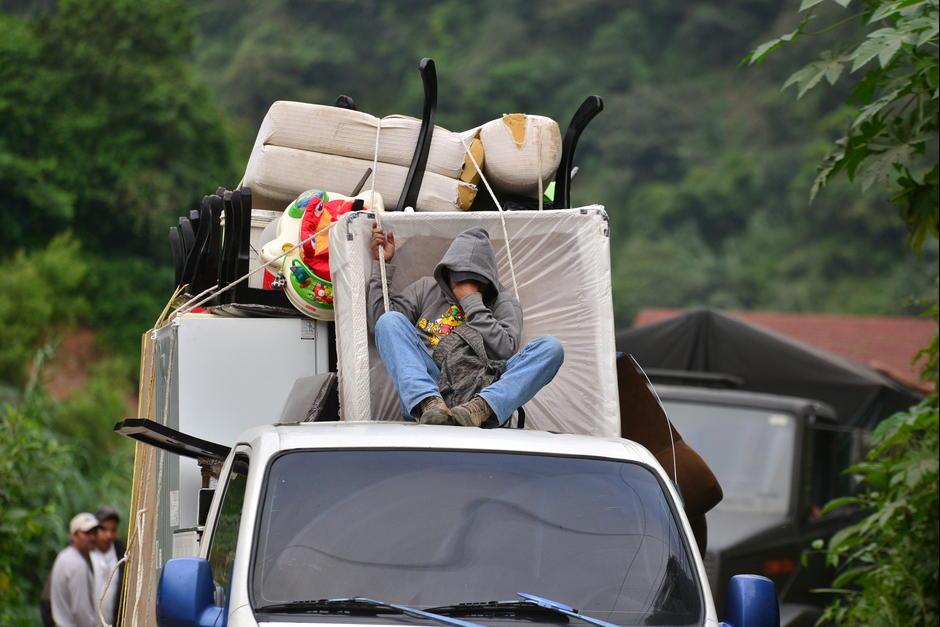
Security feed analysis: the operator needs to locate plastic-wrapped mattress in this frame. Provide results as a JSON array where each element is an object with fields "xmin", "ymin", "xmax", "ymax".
[
  {"xmin": 479, "ymin": 114, "xmax": 562, "ymax": 195},
  {"xmin": 244, "ymin": 145, "xmax": 477, "ymax": 213},
  {"xmin": 252, "ymin": 102, "xmax": 476, "ymax": 178},
  {"xmin": 243, "ymin": 101, "xmax": 482, "ymax": 212},
  {"xmin": 329, "ymin": 207, "xmax": 619, "ymax": 436}
]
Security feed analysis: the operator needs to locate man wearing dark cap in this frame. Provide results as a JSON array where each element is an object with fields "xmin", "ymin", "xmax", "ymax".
[
  {"xmin": 369, "ymin": 225, "xmax": 564, "ymax": 426},
  {"xmin": 91, "ymin": 506, "xmax": 125, "ymax": 625},
  {"xmin": 49, "ymin": 512, "xmax": 100, "ymax": 627}
]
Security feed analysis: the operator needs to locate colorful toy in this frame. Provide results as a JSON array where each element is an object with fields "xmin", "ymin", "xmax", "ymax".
[{"xmin": 260, "ymin": 188, "xmax": 385, "ymax": 319}]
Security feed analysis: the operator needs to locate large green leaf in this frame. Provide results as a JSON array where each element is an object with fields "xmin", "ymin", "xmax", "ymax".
[
  {"xmin": 832, "ymin": 565, "xmax": 875, "ymax": 588},
  {"xmin": 821, "ymin": 495, "xmax": 860, "ymax": 515},
  {"xmin": 747, "ymin": 19, "xmax": 808, "ymax": 65},
  {"xmin": 851, "ymin": 28, "xmax": 908, "ymax": 71},
  {"xmin": 852, "ymin": 88, "xmax": 903, "ymax": 127},
  {"xmin": 784, "ymin": 55, "xmax": 848, "ymax": 98},
  {"xmin": 868, "ymin": 0, "xmax": 925, "ymax": 23},
  {"xmin": 856, "ymin": 143, "xmax": 914, "ymax": 190}
]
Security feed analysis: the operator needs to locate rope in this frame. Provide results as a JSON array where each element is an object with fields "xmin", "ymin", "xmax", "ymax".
[
  {"xmin": 135, "ymin": 338, "xmax": 174, "ymax": 622},
  {"xmin": 459, "ymin": 135, "xmax": 520, "ymax": 301},
  {"xmin": 537, "ymin": 123, "xmax": 544, "ymax": 212},
  {"xmin": 119, "ymin": 285, "xmax": 180, "ymax": 626},
  {"xmin": 370, "ymin": 118, "xmax": 390, "ymax": 313},
  {"xmin": 132, "ymin": 507, "xmax": 146, "ymax": 627},
  {"xmin": 629, "ymin": 355, "xmax": 679, "ymax": 486},
  {"xmin": 97, "ymin": 516, "xmax": 141, "ymax": 627},
  {"xmin": 174, "ymin": 117, "xmax": 392, "ymax": 319},
  {"xmin": 171, "ymin": 222, "xmax": 338, "ymax": 318}
]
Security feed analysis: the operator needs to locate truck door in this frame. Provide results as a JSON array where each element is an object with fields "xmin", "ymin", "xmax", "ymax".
[{"xmin": 205, "ymin": 450, "xmax": 249, "ymax": 608}]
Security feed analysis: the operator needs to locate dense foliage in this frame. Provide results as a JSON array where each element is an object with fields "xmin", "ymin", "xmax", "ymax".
[
  {"xmin": 190, "ymin": 0, "xmax": 938, "ymax": 324},
  {"xmin": 2, "ymin": 0, "xmax": 936, "ymax": 333},
  {"xmin": 0, "ymin": 0, "xmax": 229, "ymax": 621},
  {"xmin": 749, "ymin": 0, "xmax": 939, "ymax": 253},
  {"xmin": 0, "ymin": 0, "xmax": 236, "ymax": 357},
  {"xmin": 0, "ymin": 392, "xmax": 134, "ymax": 625},
  {"xmin": 0, "ymin": 0, "xmax": 937, "ymax": 622},
  {"xmin": 813, "ymin": 346, "xmax": 938, "ymax": 625},
  {"xmin": 0, "ymin": 240, "xmax": 135, "ymax": 625},
  {"xmin": 750, "ymin": 1, "xmax": 938, "ymax": 623}
]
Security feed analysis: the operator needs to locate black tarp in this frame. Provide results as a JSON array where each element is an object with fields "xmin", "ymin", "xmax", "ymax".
[{"xmin": 616, "ymin": 308, "xmax": 920, "ymax": 429}]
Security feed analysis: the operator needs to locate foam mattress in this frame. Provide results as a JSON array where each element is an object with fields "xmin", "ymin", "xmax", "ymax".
[
  {"xmin": 480, "ymin": 114, "xmax": 562, "ymax": 195},
  {"xmin": 329, "ymin": 208, "xmax": 619, "ymax": 436},
  {"xmin": 253, "ymin": 101, "xmax": 476, "ymax": 179},
  {"xmin": 244, "ymin": 145, "xmax": 478, "ymax": 213}
]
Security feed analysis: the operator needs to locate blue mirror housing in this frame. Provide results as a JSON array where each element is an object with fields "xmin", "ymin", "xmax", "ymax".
[
  {"xmin": 722, "ymin": 574, "xmax": 779, "ymax": 627},
  {"xmin": 156, "ymin": 558, "xmax": 225, "ymax": 627}
]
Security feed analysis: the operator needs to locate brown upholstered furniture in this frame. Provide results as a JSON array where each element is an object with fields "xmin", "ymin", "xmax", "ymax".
[{"xmin": 617, "ymin": 355, "xmax": 723, "ymax": 552}]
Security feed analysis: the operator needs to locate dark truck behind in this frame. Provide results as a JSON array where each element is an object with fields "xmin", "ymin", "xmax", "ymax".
[
  {"xmin": 656, "ymin": 384, "xmax": 858, "ymax": 626},
  {"xmin": 617, "ymin": 308, "xmax": 924, "ymax": 625}
]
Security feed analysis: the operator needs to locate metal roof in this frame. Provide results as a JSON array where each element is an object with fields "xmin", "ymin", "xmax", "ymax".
[{"xmin": 654, "ymin": 384, "xmax": 838, "ymax": 423}]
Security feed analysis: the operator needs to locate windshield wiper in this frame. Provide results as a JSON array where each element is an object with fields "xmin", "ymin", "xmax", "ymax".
[
  {"xmin": 255, "ymin": 596, "xmax": 486, "ymax": 627},
  {"xmin": 427, "ymin": 593, "xmax": 619, "ymax": 627}
]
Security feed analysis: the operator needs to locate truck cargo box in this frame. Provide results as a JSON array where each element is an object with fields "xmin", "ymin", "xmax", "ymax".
[{"xmin": 329, "ymin": 207, "xmax": 620, "ymax": 436}]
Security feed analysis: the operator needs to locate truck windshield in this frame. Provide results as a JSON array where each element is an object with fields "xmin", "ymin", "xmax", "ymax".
[
  {"xmin": 664, "ymin": 402, "xmax": 796, "ymax": 515},
  {"xmin": 251, "ymin": 450, "xmax": 702, "ymax": 626}
]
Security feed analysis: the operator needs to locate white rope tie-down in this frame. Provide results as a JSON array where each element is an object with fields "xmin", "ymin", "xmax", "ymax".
[
  {"xmin": 629, "ymin": 354, "xmax": 679, "ymax": 487},
  {"xmin": 173, "ymin": 118, "xmax": 394, "ymax": 319},
  {"xmin": 170, "ymin": 221, "xmax": 339, "ymax": 319},
  {"xmin": 369, "ymin": 117, "xmax": 391, "ymax": 313},
  {"xmin": 537, "ymin": 126, "xmax": 544, "ymax": 212},
  {"xmin": 459, "ymin": 135, "xmax": 520, "ymax": 301}
]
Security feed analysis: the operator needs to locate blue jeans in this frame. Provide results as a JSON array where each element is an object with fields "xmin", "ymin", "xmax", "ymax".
[{"xmin": 374, "ymin": 311, "xmax": 564, "ymax": 425}]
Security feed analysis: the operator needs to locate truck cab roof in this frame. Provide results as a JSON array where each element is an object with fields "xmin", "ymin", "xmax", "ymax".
[
  {"xmin": 206, "ymin": 421, "xmax": 719, "ymax": 626},
  {"xmin": 237, "ymin": 420, "xmax": 668, "ymax": 471},
  {"xmin": 654, "ymin": 384, "xmax": 838, "ymax": 424}
]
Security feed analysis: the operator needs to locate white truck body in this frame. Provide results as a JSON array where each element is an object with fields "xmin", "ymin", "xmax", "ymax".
[{"xmin": 196, "ymin": 421, "xmax": 719, "ymax": 626}]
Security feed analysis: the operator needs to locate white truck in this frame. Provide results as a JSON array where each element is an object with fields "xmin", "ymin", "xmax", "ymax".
[
  {"xmin": 122, "ymin": 92, "xmax": 780, "ymax": 623},
  {"xmin": 131, "ymin": 420, "xmax": 779, "ymax": 627}
]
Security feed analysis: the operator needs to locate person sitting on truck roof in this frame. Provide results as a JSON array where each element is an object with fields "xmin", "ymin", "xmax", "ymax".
[{"xmin": 369, "ymin": 225, "xmax": 564, "ymax": 427}]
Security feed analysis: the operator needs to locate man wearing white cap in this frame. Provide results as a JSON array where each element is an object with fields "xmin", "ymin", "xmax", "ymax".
[{"xmin": 50, "ymin": 512, "xmax": 100, "ymax": 627}]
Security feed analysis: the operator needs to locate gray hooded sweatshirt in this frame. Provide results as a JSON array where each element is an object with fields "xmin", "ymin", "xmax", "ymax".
[{"xmin": 368, "ymin": 227, "xmax": 523, "ymax": 360}]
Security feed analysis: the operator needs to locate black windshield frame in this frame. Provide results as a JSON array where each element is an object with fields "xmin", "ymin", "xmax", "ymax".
[{"xmin": 248, "ymin": 447, "xmax": 705, "ymax": 625}]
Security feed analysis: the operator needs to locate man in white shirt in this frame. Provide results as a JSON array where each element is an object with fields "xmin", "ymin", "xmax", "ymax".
[
  {"xmin": 90, "ymin": 506, "xmax": 124, "ymax": 626},
  {"xmin": 50, "ymin": 513, "xmax": 100, "ymax": 627}
]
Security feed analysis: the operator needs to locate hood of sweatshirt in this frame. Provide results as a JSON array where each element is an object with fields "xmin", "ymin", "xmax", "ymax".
[{"xmin": 433, "ymin": 227, "xmax": 501, "ymax": 304}]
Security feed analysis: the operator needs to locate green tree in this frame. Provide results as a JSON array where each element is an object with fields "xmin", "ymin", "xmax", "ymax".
[
  {"xmin": 747, "ymin": 0, "xmax": 939, "ymax": 252},
  {"xmin": 0, "ymin": 236, "xmax": 133, "ymax": 625},
  {"xmin": 1, "ymin": 1, "xmax": 238, "ymax": 365},
  {"xmin": 0, "ymin": 234, "xmax": 88, "ymax": 386},
  {"xmin": 0, "ymin": 386, "xmax": 132, "ymax": 626},
  {"xmin": 749, "ymin": 1, "xmax": 939, "ymax": 623},
  {"xmin": 811, "ymin": 327, "xmax": 938, "ymax": 626},
  {"xmin": 189, "ymin": 0, "xmax": 937, "ymax": 324}
]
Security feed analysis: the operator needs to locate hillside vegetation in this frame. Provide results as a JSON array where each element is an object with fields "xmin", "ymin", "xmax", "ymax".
[
  {"xmin": 192, "ymin": 0, "xmax": 937, "ymax": 324},
  {"xmin": 0, "ymin": 0, "xmax": 936, "ymax": 622}
]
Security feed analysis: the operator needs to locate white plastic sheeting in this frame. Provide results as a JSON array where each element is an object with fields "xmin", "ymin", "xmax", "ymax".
[
  {"xmin": 244, "ymin": 145, "xmax": 476, "ymax": 213},
  {"xmin": 242, "ymin": 101, "xmax": 481, "ymax": 212},
  {"xmin": 250, "ymin": 102, "xmax": 474, "ymax": 178},
  {"xmin": 479, "ymin": 114, "xmax": 562, "ymax": 195},
  {"xmin": 329, "ymin": 208, "xmax": 620, "ymax": 436}
]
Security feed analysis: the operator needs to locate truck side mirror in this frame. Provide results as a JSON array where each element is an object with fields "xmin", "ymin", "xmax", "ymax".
[
  {"xmin": 156, "ymin": 558, "xmax": 224, "ymax": 627},
  {"xmin": 720, "ymin": 574, "xmax": 779, "ymax": 627}
]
